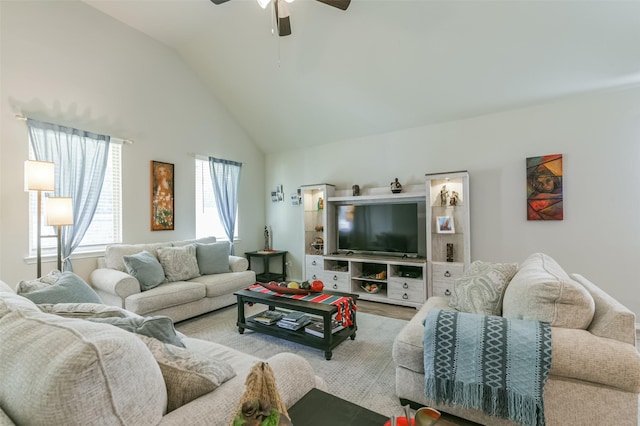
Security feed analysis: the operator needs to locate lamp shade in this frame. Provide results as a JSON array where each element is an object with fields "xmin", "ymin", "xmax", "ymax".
[
  {"xmin": 46, "ymin": 197, "xmax": 74, "ymax": 226},
  {"xmin": 24, "ymin": 160, "xmax": 55, "ymax": 192}
]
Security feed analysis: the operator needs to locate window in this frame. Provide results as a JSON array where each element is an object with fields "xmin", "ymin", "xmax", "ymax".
[
  {"xmin": 28, "ymin": 142, "xmax": 122, "ymax": 255},
  {"xmin": 195, "ymin": 158, "xmax": 238, "ymax": 240}
]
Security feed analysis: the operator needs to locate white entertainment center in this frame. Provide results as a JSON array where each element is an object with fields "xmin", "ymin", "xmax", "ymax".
[{"xmin": 300, "ymin": 172, "xmax": 470, "ymax": 309}]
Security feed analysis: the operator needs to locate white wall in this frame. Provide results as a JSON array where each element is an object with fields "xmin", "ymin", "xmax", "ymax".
[
  {"xmin": 0, "ymin": 2, "xmax": 265, "ymax": 287},
  {"xmin": 266, "ymin": 87, "xmax": 640, "ymax": 317}
]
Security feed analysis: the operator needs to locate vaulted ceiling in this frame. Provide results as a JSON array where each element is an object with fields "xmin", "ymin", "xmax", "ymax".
[{"xmin": 84, "ymin": 0, "xmax": 640, "ymax": 154}]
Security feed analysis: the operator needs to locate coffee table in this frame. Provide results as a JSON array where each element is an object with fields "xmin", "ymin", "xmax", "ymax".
[
  {"xmin": 288, "ymin": 388, "xmax": 387, "ymax": 425},
  {"xmin": 234, "ymin": 288, "xmax": 357, "ymax": 360}
]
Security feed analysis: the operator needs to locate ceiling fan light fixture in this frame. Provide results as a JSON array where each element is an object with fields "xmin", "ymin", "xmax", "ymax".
[{"xmin": 257, "ymin": 0, "xmax": 271, "ymax": 9}]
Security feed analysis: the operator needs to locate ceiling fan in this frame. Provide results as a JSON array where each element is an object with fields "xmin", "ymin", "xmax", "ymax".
[{"xmin": 209, "ymin": 0, "xmax": 351, "ymax": 37}]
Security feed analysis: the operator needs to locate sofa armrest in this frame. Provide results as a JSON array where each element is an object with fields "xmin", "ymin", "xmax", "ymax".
[
  {"xmin": 550, "ymin": 327, "xmax": 640, "ymax": 393},
  {"xmin": 229, "ymin": 255, "xmax": 249, "ymax": 272},
  {"xmin": 89, "ymin": 268, "xmax": 141, "ymax": 303}
]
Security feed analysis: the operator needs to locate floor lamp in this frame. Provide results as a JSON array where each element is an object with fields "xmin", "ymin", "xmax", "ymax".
[
  {"xmin": 46, "ymin": 197, "xmax": 74, "ymax": 272},
  {"xmin": 24, "ymin": 160, "xmax": 55, "ymax": 278}
]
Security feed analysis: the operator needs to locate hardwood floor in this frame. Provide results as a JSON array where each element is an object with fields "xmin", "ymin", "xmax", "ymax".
[{"xmin": 357, "ymin": 299, "xmax": 417, "ymax": 321}]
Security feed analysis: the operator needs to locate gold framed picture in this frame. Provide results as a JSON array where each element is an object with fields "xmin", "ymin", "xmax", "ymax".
[{"xmin": 151, "ymin": 161, "xmax": 174, "ymax": 231}]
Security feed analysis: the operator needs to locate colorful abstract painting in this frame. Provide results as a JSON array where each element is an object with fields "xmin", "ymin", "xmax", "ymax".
[{"xmin": 526, "ymin": 154, "xmax": 563, "ymax": 220}]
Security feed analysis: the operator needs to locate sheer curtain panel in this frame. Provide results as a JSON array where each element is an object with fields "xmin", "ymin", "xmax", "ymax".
[
  {"xmin": 208, "ymin": 157, "xmax": 242, "ymax": 254},
  {"xmin": 27, "ymin": 118, "xmax": 110, "ymax": 271}
]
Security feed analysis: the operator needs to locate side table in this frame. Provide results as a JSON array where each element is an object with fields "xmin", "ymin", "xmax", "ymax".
[{"xmin": 245, "ymin": 250, "xmax": 288, "ymax": 282}]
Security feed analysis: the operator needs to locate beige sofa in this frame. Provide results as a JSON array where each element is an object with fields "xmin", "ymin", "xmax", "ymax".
[
  {"xmin": 90, "ymin": 237, "xmax": 256, "ymax": 323},
  {"xmin": 393, "ymin": 253, "xmax": 640, "ymax": 426},
  {"xmin": 0, "ymin": 280, "xmax": 324, "ymax": 426}
]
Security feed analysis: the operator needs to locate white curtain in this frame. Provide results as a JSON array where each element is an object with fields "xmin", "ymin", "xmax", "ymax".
[
  {"xmin": 208, "ymin": 157, "xmax": 242, "ymax": 255},
  {"xmin": 28, "ymin": 118, "xmax": 110, "ymax": 271}
]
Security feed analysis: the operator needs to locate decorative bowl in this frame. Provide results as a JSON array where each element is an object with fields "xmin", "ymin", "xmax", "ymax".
[
  {"xmin": 360, "ymin": 283, "xmax": 381, "ymax": 294},
  {"xmin": 259, "ymin": 282, "xmax": 320, "ymax": 295}
]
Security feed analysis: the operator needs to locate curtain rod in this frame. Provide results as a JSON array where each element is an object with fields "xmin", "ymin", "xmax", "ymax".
[
  {"xmin": 189, "ymin": 152, "xmax": 244, "ymax": 165},
  {"xmin": 15, "ymin": 114, "xmax": 134, "ymax": 145}
]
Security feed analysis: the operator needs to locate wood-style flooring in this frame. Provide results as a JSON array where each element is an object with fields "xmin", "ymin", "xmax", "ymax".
[{"xmin": 357, "ymin": 299, "xmax": 417, "ymax": 321}]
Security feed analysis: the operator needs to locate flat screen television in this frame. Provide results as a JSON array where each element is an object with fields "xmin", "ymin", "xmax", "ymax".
[{"xmin": 337, "ymin": 202, "xmax": 425, "ymax": 257}]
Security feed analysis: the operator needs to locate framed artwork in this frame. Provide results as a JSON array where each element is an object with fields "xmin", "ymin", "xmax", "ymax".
[
  {"xmin": 151, "ymin": 161, "xmax": 174, "ymax": 231},
  {"xmin": 526, "ymin": 154, "xmax": 563, "ymax": 220},
  {"xmin": 436, "ymin": 216, "xmax": 455, "ymax": 234}
]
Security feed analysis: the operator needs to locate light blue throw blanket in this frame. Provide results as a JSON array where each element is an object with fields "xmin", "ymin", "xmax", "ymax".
[{"xmin": 423, "ymin": 309, "xmax": 552, "ymax": 426}]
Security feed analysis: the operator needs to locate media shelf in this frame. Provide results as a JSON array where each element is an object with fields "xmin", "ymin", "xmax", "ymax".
[
  {"xmin": 323, "ymin": 254, "xmax": 426, "ymax": 308},
  {"xmin": 426, "ymin": 171, "xmax": 471, "ymax": 298}
]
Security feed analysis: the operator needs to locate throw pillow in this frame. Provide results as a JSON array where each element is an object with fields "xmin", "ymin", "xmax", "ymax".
[
  {"xmin": 123, "ymin": 250, "xmax": 166, "ymax": 291},
  {"xmin": 449, "ymin": 260, "xmax": 518, "ymax": 316},
  {"xmin": 20, "ymin": 272, "xmax": 102, "ymax": 304},
  {"xmin": 38, "ymin": 303, "xmax": 133, "ymax": 319},
  {"xmin": 157, "ymin": 244, "xmax": 200, "ymax": 282},
  {"xmin": 16, "ymin": 270, "xmax": 62, "ymax": 294},
  {"xmin": 195, "ymin": 242, "xmax": 230, "ymax": 275},
  {"xmin": 137, "ymin": 335, "xmax": 236, "ymax": 412},
  {"xmin": 502, "ymin": 253, "xmax": 595, "ymax": 329},
  {"xmin": 87, "ymin": 315, "xmax": 185, "ymax": 348}
]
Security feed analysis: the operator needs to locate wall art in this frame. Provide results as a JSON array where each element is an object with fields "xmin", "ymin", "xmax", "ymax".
[
  {"xmin": 151, "ymin": 161, "xmax": 174, "ymax": 231},
  {"xmin": 526, "ymin": 154, "xmax": 563, "ymax": 220},
  {"xmin": 436, "ymin": 216, "xmax": 455, "ymax": 234}
]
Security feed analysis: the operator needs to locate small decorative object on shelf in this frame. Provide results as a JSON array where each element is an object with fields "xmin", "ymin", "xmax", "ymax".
[
  {"xmin": 314, "ymin": 225, "xmax": 324, "ymax": 232},
  {"xmin": 352, "ymin": 184, "xmax": 360, "ymax": 196},
  {"xmin": 263, "ymin": 226, "xmax": 271, "ymax": 251},
  {"xmin": 317, "ymin": 197, "xmax": 324, "ymax": 210},
  {"xmin": 449, "ymin": 191, "xmax": 459, "ymax": 206},
  {"xmin": 439, "ymin": 185, "xmax": 449, "ymax": 206},
  {"xmin": 390, "ymin": 178, "xmax": 402, "ymax": 193},
  {"xmin": 446, "ymin": 243, "xmax": 454, "ymax": 262}
]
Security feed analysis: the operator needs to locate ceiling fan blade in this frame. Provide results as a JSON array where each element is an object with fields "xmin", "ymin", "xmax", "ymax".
[
  {"xmin": 209, "ymin": 0, "xmax": 232, "ymax": 4},
  {"xmin": 275, "ymin": 0, "xmax": 292, "ymax": 36},
  {"xmin": 316, "ymin": 0, "xmax": 350, "ymax": 11}
]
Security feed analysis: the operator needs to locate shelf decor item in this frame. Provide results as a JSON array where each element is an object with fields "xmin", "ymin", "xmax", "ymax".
[
  {"xmin": 436, "ymin": 216, "xmax": 455, "ymax": 234},
  {"xmin": 390, "ymin": 178, "xmax": 402, "ymax": 193},
  {"xmin": 446, "ymin": 243, "xmax": 454, "ymax": 262},
  {"xmin": 151, "ymin": 161, "xmax": 174, "ymax": 231}
]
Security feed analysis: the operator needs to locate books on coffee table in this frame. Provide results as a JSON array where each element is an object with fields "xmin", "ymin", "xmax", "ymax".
[
  {"xmin": 277, "ymin": 314, "xmax": 312, "ymax": 331},
  {"xmin": 251, "ymin": 310, "xmax": 286, "ymax": 325},
  {"xmin": 304, "ymin": 319, "xmax": 345, "ymax": 337}
]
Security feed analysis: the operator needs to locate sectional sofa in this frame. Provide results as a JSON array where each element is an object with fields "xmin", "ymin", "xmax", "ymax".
[
  {"xmin": 0, "ymin": 280, "xmax": 324, "ymax": 425},
  {"xmin": 393, "ymin": 253, "xmax": 640, "ymax": 426},
  {"xmin": 89, "ymin": 237, "xmax": 256, "ymax": 322}
]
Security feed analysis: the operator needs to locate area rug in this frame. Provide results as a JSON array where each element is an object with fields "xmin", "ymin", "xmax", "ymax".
[{"xmin": 175, "ymin": 304, "xmax": 408, "ymax": 418}]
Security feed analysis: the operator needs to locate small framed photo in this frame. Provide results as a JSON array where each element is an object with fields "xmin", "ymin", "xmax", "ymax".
[
  {"xmin": 291, "ymin": 193, "xmax": 299, "ymax": 205},
  {"xmin": 271, "ymin": 191, "xmax": 278, "ymax": 202},
  {"xmin": 436, "ymin": 216, "xmax": 455, "ymax": 234}
]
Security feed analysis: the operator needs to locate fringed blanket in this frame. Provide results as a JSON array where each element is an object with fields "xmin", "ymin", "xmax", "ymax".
[
  {"xmin": 423, "ymin": 309, "xmax": 552, "ymax": 426},
  {"xmin": 247, "ymin": 284, "xmax": 357, "ymax": 327}
]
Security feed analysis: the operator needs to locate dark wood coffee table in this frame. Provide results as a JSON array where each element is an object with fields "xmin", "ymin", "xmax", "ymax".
[
  {"xmin": 234, "ymin": 288, "xmax": 357, "ymax": 360},
  {"xmin": 288, "ymin": 388, "xmax": 387, "ymax": 425}
]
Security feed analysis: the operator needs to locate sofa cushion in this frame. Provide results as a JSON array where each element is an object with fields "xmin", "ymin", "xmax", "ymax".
[
  {"xmin": 189, "ymin": 271, "xmax": 257, "ymax": 298},
  {"xmin": 105, "ymin": 241, "xmax": 172, "ymax": 272},
  {"xmin": 157, "ymin": 244, "xmax": 201, "ymax": 282},
  {"xmin": 196, "ymin": 241, "xmax": 231, "ymax": 274},
  {"xmin": 0, "ymin": 295, "xmax": 167, "ymax": 425},
  {"xmin": 449, "ymin": 260, "xmax": 518, "ymax": 315},
  {"xmin": 502, "ymin": 253, "xmax": 595, "ymax": 329},
  {"xmin": 19, "ymin": 272, "xmax": 102, "ymax": 304},
  {"xmin": 123, "ymin": 250, "xmax": 166, "ymax": 291},
  {"xmin": 125, "ymin": 280, "xmax": 207, "ymax": 315},
  {"xmin": 15, "ymin": 269, "xmax": 61, "ymax": 293},
  {"xmin": 88, "ymin": 315, "xmax": 185, "ymax": 347},
  {"xmin": 138, "ymin": 335, "xmax": 236, "ymax": 412}
]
